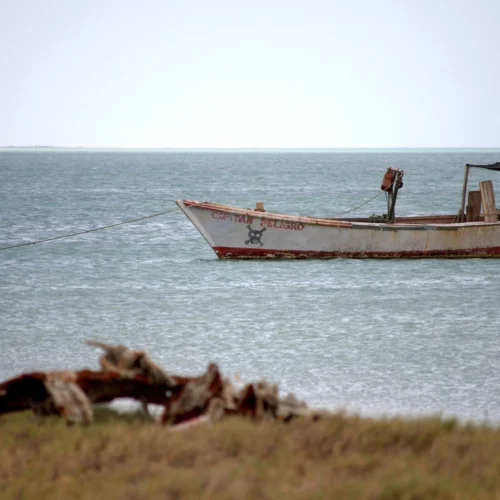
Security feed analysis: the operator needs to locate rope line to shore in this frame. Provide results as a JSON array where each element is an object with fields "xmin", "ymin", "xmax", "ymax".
[
  {"xmin": 1, "ymin": 186, "xmax": 394, "ymax": 252},
  {"xmin": 0, "ymin": 206, "xmax": 185, "ymax": 251}
]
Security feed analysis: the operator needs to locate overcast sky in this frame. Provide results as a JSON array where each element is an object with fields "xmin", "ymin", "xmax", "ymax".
[{"xmin": 1, "ymin": 0, "xmax": 499, "ymax": 148}]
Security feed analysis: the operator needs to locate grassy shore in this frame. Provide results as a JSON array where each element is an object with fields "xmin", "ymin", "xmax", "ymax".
[{"xmin": 1, "ymin": 409, "xmax": 500, "ymax": 499}]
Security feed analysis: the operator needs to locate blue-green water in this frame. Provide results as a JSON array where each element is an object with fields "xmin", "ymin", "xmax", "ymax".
[{"xmin": 1, "ymin": 150, "xmax": 500, "ymax": 422}]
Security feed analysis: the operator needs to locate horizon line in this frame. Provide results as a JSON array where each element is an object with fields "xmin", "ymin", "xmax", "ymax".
[{"xmin": 1, "ymin": 146, "xmax": 500, "ymax": 151}]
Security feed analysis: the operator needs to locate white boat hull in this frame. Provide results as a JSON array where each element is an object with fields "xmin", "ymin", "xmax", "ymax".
[{"xmin": 176, "ymin": 200, "xmax": 500, "ymax": 259}]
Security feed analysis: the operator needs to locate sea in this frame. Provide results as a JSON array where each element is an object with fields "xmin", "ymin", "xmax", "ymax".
[{"xmin": 1, "ymin": 149, "xmax": 500, "ymax": 423}]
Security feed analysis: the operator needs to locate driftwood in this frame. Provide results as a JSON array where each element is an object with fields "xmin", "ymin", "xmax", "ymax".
[
  {"xmin": 85, "ymin": 340, "xmax": 175, "ymax": 385},
  {"xmin": 0, "ymin": 372, "xmax": 49, "ymax": 415},
  {"xmin": 0, "ymin": 340, "xmax": 329, "ymax": 426},
  {"xmin": 85, "ymin": 340, "xmax": 182, "ymax": 416},
  {"xmin": 161, "ymin": 362, "xmax": 224, "ymax": 425},
  {"xmin": 44, "ymin": 371, "xmax": 93, "ymax": 425},
  {"xmin": 0, "ymin": 371, "xmax": 92, "ymax": 425},
  {"xmin": 0, "ymin": 369, "xmax": 178, "ymax": 424}
]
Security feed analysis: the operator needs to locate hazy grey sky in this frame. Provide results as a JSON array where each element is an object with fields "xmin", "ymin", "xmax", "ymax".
[{"xmin": 1, "ymin": 0, "xmax": 499, "ymax": 148}]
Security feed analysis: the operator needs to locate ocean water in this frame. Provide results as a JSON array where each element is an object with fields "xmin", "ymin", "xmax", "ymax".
[{"xmin": 1, "ymin": 149, "xmax": 500, "ymax": 423}]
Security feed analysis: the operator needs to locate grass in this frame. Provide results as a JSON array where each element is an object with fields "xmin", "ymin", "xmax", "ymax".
[{"xmin": 1, "ymin": 408, "xmax": 500, "ymax": 499}]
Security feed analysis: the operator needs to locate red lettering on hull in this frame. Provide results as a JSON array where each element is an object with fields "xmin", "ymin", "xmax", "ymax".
[
  {"xmin": 211, "ymin": 211, "xmax": 253, "ymax": 225},
  {"xmin": 260, "ymin": 219, "xmax": 305, "ymax": 231},
  {"xmin": 211, "ymin": 212, "xmax": 303, "ymax": 231}
]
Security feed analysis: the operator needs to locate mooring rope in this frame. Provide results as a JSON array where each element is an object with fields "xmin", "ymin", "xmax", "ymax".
[
  {"xmin": 0, "ymin": 206, "xmax": 184, "ymax": 251},
  {"xmin": 336, "ymin": 180, "xmax": 396, "ymax": 217},
  {"xmin": 337, "ymin": 189, "xmax": 387, "ymax": 216},
  {"xmin": 0, "ymin": 182, "xmax": 397, "ymax": 252}
]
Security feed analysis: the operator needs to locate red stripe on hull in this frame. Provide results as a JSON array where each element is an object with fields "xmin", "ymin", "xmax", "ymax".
[{"xmin": 213, "ymin": 246, "xmax": 500, "ymax": 259}]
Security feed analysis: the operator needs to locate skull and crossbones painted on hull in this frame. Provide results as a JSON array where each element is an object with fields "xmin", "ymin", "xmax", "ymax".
[{"xmin": 245, "ymin": 225, "xmax": 266, "ymax": 246}]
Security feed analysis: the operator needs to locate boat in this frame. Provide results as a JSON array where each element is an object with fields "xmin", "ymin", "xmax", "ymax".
[{"xmin": 176, "ymin": 163, "xmax": 500, "ymax": 259}]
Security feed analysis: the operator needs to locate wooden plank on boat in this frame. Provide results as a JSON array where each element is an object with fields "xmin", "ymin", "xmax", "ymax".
[
  {"xmin": 466, "ymin": 190, "xmax": 482, "ymax": 222},
  {"xmin": 480, "ymin": 180, "xmax": 498, "ymax": 222},
  {"xmin": 466, "ymin": 205, "xmax": 473, "ymax": 222}
]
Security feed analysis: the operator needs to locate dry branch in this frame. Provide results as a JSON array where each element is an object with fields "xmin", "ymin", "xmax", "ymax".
[{"xmin": 0, "ymin": 340, "xmax": 328, "ymax": 426}]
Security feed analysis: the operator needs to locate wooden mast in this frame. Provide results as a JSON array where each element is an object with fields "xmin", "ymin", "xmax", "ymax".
[
  {"xmin": 459, "ymin": 164, "xmax": 470, "ymax": 222},
  {"xmin": 388, "ymin": 170, "xmax": 403, "ymax": 222}
]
